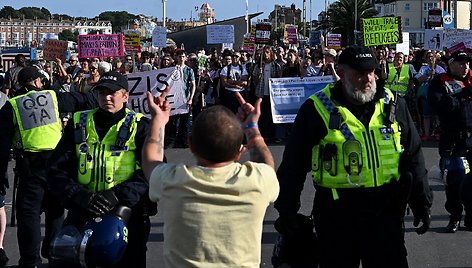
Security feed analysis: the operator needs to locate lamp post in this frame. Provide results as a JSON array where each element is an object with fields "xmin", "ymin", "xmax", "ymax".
[
  {"xmin": 162, "ymin": 0, "xmax": 166, "ymax": 28},
  {"xmin": 245, "ymin": 0, "xmax": 249, "ymax": 34}
]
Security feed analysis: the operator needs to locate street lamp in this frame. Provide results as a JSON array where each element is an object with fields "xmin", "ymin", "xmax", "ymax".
[{"xmin": 162, "ymin": 0, "xmax": 166, "ymax": 28}]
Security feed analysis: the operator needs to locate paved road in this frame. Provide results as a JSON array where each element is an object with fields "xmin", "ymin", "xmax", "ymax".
[{"xmin": 3, "ymin": 143, "xmax": 472, "ymax": 267}]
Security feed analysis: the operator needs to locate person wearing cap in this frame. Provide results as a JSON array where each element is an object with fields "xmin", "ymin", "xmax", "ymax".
[
  {"xmin": 47, "ymin": 71, "xmax": 156, "ymax": 267},
  {"xmin": 428, "ymin": 50, "xmax": 472, "ymax": 233},
  {"xmin": 0, "ymin": 66, "xmax": 98, "ymax": 268},
  {"xmin": 273, "ymin": 45, "xmax": 432, "ymax": 267},
  {"xmin": 318, "ymin": 48, "xmax": 340, "ymax": 81}
]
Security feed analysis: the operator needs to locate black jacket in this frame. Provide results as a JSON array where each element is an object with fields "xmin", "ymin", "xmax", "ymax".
[
  {"xmin": 274, "ymin": 82, "xmax": 432, "ymax": 218},
  {"xmin": 428, "ymin": 71, "xmax": 472, "ymax": 157}
]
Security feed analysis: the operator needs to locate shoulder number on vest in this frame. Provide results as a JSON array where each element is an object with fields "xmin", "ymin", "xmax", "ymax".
[{"xmin": 16, "ymin": 92, "xmax": 58, "ymax": 130}]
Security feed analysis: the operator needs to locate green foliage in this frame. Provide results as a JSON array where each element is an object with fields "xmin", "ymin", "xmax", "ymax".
[
  {"xmin": 99, "ymin": 11, "xmax": 137, "ymax": 33},
  {"xmin": 325, "ymin": 0, "xmax": 378, "ymax": 46},
  {"xmin": 0, "ymin": 6, "xmax": 22, "ymax": 18},
  {"xmin": 18, "ymin": 7, "xmax": 49, "ymax": 19},
  {"xmin": 58, "ymin": 29, "xmax": 79, "ymax": 42}
]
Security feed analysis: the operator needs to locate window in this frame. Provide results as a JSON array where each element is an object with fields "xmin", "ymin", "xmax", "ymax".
[
  {"xmin": 423, "ymin": 2, "xmax": 439, "ymax": 11},
  {"xmin": 405, "ymin": 17, "xmax": 410, "ymax": 26},
  {"xmin": 405, "ymin": 3, "xmax": 410, "ymax": 11}
]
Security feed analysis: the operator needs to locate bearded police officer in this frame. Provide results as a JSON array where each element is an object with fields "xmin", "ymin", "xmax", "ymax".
[
  {"xmin": 0, "ymin": 66, "xmax": 98, "ymax": 268},
  {"xmin": 47, "ymin": 71, "xmax": 156, "ymax": 268},
  {"xmin": 273, "ymin": 46, "xmax": 433, "ymax": 268}
]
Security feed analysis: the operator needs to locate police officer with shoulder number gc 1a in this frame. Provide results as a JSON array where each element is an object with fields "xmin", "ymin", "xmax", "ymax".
[
  {"xmin": 428, "ymin": 50, "xmax": 472, "ymax": 233},
  {"xmin": 0, "ymin": 66, "xmax": 98, "ymax": 268},
  {"xmin": 273, "ymin": 46, "xmax": 433, "ymax": 268},
  {"xmin": 47, "ymin": 71, "xmax": 156, "ymax": 268}
]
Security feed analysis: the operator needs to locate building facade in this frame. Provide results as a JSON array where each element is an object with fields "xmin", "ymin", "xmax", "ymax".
[
  {"xmin": 0, "ymin": 17, "xmax": 112, "ymax": 48},
  {"xmin": 375, "ymin": 0, "xmax": 471, "ymax": 46},
  {"xmin": 268, "ymin": 4, "xmax": 302, "ymax": 32}
]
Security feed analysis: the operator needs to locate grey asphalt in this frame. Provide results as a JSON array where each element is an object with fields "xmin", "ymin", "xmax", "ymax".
[{"xmin": 2, "ymin": 143, "xmax": 472, "ymax": 267}]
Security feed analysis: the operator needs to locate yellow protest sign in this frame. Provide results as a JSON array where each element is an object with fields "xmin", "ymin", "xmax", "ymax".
[{"xmin": 362, "ymin": 16, "xmax": 402, "ymax": 46}]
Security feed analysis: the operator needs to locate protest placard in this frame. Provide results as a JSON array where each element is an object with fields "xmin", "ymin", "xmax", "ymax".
[
  {"xmin": 424, "ymin": 29, "xmax": 443, "ymax": 50},
  {"xmin": 43, "ymin": 39, "xmax": 68, "ymax": 61},
  {"xmin": 124, "ymin": 33, "xmax": 141, "ymax": 53},
  {"xmin": 152, "ymin": 26, "xmax": 167, "ymax": 47},
  {"xmin": 255, "ymin": 23, "xmax": 272, "ymax": 44},
  {"xmin": 78, "ymin": 34, "xmax": 124, "ymax": 58},
  {"xmin": 269, "ymin": 76, "xmax": 334, "ymax": 123},
  {"xmin": 127, "ymin": 67, "xmax": 186, "ymax": 117},
  {"xmin": 284, "ymin": 25, "xmax": 298, "ymax": 44},
  {"xmin": 241, "ymin": 25, "xmax": 256, "ymax": 54},
  {"xmin": 326, "ymin": 33, "xmax": 341, "ymax": 49},
  {"xmin": 362, "ymin": 16, "xmax": 402, "ymax": 46},
  {"xmin": 396, "ymin": 32, "xmax": 410, "ymax": 55},
  {"xmin": 206, "ymin": 25, "xmax": 235, "ymax": 44},
  {"xmin": 442, "ymin": 29, "xmax": 472, "ymax": 49}
]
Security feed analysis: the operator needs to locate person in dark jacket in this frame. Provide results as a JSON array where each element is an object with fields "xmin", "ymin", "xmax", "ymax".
[
  {"xmin": 47, "ymin": 71, "xmax": 155, "ymax": 268},
  {"xmin": 0, "ymin": 66, "xmax": 98, "ymax": 268},
  {"xmin": 273, "ymin": 46, "xmax": 433, "ymax": 268},
  {"xmin": 428, "ymin": 50, "xmax": 472, "ymax": 233}
]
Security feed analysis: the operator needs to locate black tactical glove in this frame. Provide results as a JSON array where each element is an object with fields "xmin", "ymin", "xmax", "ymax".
[
  {"xmin": 72, "ymin": 190, "xmax": 119, "ymax": 217},
  {"xmin": 413, "ymin": 207, "xmax": 431, "ymax": 235}
]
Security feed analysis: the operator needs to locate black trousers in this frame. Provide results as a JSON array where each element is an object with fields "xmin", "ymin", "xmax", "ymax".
[
  {"xmin": 312, "ymin": 185, "xmax": 409, "ymax": 268},
  {"xmin": 16, "ymin": 154, "xmax": 64, "ymax": 267}
]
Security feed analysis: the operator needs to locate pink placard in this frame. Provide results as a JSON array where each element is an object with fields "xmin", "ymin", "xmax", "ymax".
[{"xmin": 78, "ymin": 34, "xmax": 124, "ymax": 58}]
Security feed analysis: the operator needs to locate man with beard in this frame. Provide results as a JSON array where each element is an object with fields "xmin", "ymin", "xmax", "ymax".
[{"xmin": 272, "ymin": 46, "xmax": 432, "ymax": 268}]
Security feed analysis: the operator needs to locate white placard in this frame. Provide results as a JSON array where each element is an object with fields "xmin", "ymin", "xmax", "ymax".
[
  {"xmin": 152, "ymin": 26, "xmax": 167, "ymax": 47},
  {"xmin": 424, "ymin": 29, "xmax": 443, "ymax": 50},
  {"xmin": 206, "ymin": 25, "xmax": 235, "ymax": 44},
  {"xmin": 395, "ymin": 32, "xmax": 410, "ymax": 55}
]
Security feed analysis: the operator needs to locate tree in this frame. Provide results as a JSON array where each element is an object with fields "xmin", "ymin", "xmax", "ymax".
[
  {"xmin": 0, "ymin": 6, "xmax": 21, "ymax": 18},
  {"xmin": 59, "ymin": 29, "xmax": 78, "ymax": 42},
  {"xmin": 325, "ymin": 0, "xmax": 378, "ymax": 46},
  {"xmin": 18, "ymin": 7, "xmax": 49, "ymax": 19},
  {"xmin": 99, "ymin": 11, "xmax": 137, "ymax": 33}
]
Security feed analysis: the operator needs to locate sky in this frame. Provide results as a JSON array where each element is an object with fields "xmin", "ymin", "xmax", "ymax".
[{"xmin": 2, "ymin": 0, "xmax": 326, "ymax": 22}]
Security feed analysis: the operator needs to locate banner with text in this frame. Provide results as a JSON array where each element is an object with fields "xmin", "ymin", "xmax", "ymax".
[
  {"xmin": 43, "ymin": 39, "xmax": 68, "ymax": 61},
  {"xmin": 127, "ymin": 67, "xmax": 187, "ymax": 117},
  {"xmin": 269, "ymin": 76, "xmax": 334, "ymax": 123},
  {"xmin": 284, "ymin": 24, "xmax": 298, "ymax": 44},
  {"xmin": 78, "ymin": 34, "xmax": 124, "ymax": 58},
  {"xmin": 362, "ymin": 16, "xmax": 402, "ymax": 46},
  {"xmin": 206, "ymin": 25, "xmax": 235, "ymax": 44},
  {"xmin": 326, "ymin": 33, "xmax": 341, "ymax": 49},
  {"xmin": 442, "ymin": 29, "xmax": 472, "ymax": 49}
]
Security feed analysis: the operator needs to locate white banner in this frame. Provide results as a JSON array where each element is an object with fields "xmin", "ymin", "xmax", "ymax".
[
  {"xmin": 269, "ymin": 76, "xmax": 334, "ymax": 123},
  {"xmin": 127, "ymin": 67, "xmax": 187, "ymax": 117},
  {"xmin": 443, "ymin": 29, "xmax": 472, "ymax": 49},
  {"xmin": 396, "ymin": 32, "xmax": 410, "ymax": 55},
  {"xmin": 206, "ymin": 25, "xmax": 235, "ymax": 44},
  {"xmin": 152, "ymin": 26, "xmax": 167, "ymax": 47}
]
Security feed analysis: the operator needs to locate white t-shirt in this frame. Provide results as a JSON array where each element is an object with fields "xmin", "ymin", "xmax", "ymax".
[
  {"xmin": 149, "ymin": 162, "xmax": 279, "ymax": 268},
  {"xmin": 219, "ymin": 64, "xmax": 248, "ymax": 92}
]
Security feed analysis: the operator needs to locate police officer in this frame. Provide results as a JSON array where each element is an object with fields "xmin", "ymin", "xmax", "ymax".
[
  {"xmin": 0, "ymin": 66, "xmax": 98, "ymax": 268},
  {"xmin": 274, "ymin": 46, "xmax": 432, "ymax": 268},
  {"xmin": 47, "ymin": 71, "xmax": 155, "ymax": 268},
  {"xmin": 428, "ymin": 51, "xmax": 472, "ymax": 233}
]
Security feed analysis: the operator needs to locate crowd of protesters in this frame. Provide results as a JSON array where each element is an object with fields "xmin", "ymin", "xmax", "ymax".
[{"xmin": 0, "ymin": 42, "xmax": 470, "ymax": 267}]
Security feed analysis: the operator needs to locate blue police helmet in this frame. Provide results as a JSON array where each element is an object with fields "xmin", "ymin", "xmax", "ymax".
[{"xmin": 81, "ymin": 206, "xmax": 132, "ymax": 267}]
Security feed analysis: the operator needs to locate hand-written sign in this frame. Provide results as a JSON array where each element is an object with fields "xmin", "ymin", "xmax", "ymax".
[
  {"xmin": 43, "ymin": 39, "xmax": 68, "ymax": 61},
  {"xmin": 78, "ymin": 34, "xmax": 124, "ymax": 58},
  {"xmin": 362, "ymin": 16, "xmax": 402, "ymax": 46},
  {"xmin": 124, "ymin": 33, "xmax": 141, "ymax": 53},
  {"xmin": 206, "ymin": 25, "xmax": 235, "ymax": 44}
]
